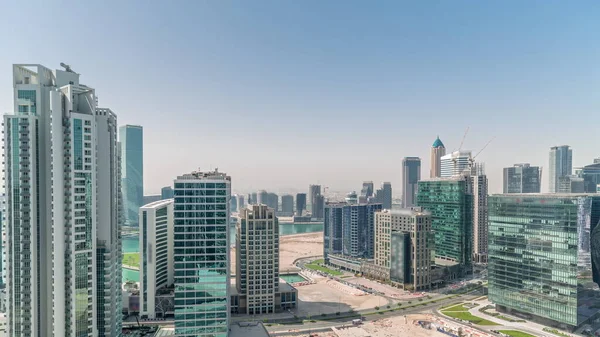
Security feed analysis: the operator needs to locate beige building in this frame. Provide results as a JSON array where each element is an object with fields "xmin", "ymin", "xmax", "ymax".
[
  {"xmin": 374, "ymin": 208, "xmax": 433, "ymax": 291},
  {"xmin": 430, "ymin": 136, "xmax": 446, "ymax": 178}
]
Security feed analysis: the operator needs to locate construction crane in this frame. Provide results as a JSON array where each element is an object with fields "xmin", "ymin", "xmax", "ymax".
[
  {"xmin": 469, "ymin": 137, "xmax": 495, "ymax": 168},
  {"xmin": 458, "ymin": 126, "xmax": 470, "ymax": 152}
]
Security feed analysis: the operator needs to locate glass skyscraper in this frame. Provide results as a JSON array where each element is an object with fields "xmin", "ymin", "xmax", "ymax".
[
  {"xmin": 488, "ymin": 194, "xmax": 600, "ymax": 330},
  {"xmin": 402, "ymin": 157, "xmax": 421, "ymax": 207},
  {"xmin": 173, "ymin": 170, "xmax": 231, "ymax": 337},
  {"xmin": 120, "ymin": 124, "xmax": 144, "ymax": 226},
  {"xmin": 549, "ymin": 145, "xmax": 573, "ymax": 193},
  {"xmin": 503, "ymin": 164, "xmax": 541, "ymax": 193},
  {"xmin": 417, "ymin": 177, "xmax": 473, "ymax": 269}
]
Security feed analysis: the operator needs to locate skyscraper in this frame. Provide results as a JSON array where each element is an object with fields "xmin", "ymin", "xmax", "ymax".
[
  {"xmin": 502, "ymin": 164, "xmax": 541, "ymax": 193},
  {"xmin": 417, "ymin": 177, "xmax": 473, "ymax": 272},
  {"xmin": 5, "ymin": 64, "xmax": 122, "ymax": 336},
  {"xmin": 161, "ymin": 186, "xmax": 174, "ymax": 199},
  {"xmin": 558, "ymin": 175, "xmax": 585, "ymax": 193},
  {"xmin": 468, "ymin": 164, "xmax": 489, "ymax": 264},
  {"xmin": 120, "ymin": 124, "xmax": 144, "ymax": 226},
  {"xmin": 402, "ymin": 157, "xmax": 421, "ymax": 207},
  {"xmin": 267, "ymin": 192, "xmax": 279, "ymax": 212},
  {"xmin": 295, "ymin": 193, "xmax": 307, "ymax": 216},
  {"xmin": 360, "ymin": 181, "xmax": 374, "ymax": 201},
  {"xmin": 440, "ymin": 150, "xmax": 472, "ymax": 177},
  {"xmin": 324, "ymin": 198, "xmax": 382, "ymax": 261},
  {"xmin": 258, "ymin": 190, "xmax": 269, "ymax": 205},
  {"xmin": 173, "ymin": 169, "xmax": 231, "ymax": 337},
  {"xmin": 230, "ymin": 194, "xmax": 238, "ymax": 212},
  {"xmin": 549, "ymin": 145, "xmax": 573, "ymax": 193},
  {"xmin": 576, "ymin": 160, "xmax": 600, "ymax": 193},
  {"xmin": 139, "ymin": 199, "xmax": 174, "ymax": 319},
  {"xmin": 374, "ymin": 182, "xmax": 392, "ymax": 210},
  {"xmin": 488, "ymin": 194, "xmax": 600, "ymax": 330},
  {"xmin": 236, "ymin": 205, "xmax": 279, "ymax": 314},
  {"xmin": 430, "ymin": 136, "xmax": 446, "ymax": 178},
  {"xmin": 281, "ymin": 194, "xmax": 294, "ymax": 215},
  {"xmin": 309, "ymin": 185, "xmax": 324, "ymax": 218},
  {"xmin": 237, "ymin": 195, "xmax": 245, "ymax": 210}
]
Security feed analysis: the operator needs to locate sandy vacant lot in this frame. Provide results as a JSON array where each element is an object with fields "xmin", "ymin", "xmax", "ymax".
[
  {"xmin": 359, "ymin": 314, "xmax": 448, "ymax": 337},
  {"xmin": 231, "ymin": 232, "xmax": 323, "ymax": 274}
]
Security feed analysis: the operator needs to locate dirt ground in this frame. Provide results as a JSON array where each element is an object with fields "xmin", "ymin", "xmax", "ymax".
[
  {"xmin": 231, "ymin": 231, "xmax": 323, "ymax": 274},
  {"xmin": 358, "ymin": 314, "xmax": 448, "ymax": 337}
]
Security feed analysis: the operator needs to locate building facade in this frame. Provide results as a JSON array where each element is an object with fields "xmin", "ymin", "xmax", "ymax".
[
  {"xmin": 576, "ymin": 161, "xmax": 600, "ymax": 193},
  {"xmin": 309, "ymin": 185, "xmax": 323, "ymax": 218},
  {"xmin": 470, "ymin": 171, "xmax": 489, "ymax": 264},
  {"xmin": 281, "ymin": 195, "xmax": 294, "ymax": 215},
  {"xmin": 237, "ymin": 195, "xmax": 245, "ymax": 210},
  {"xmin": 4, "ymin": 64, "xmax": 122, "ymax": 336},
  {"xmin": 360, "ymin": 181, "xmax": 374, "ymax": 203},
  {"xmin": 402, "ymin": 157, "xmax": 421, "ymax": 208},
  {"xmin": 236, "ymin": 205, "xmax": 279, "ymax": 314},
  {"xmin": 440, "ymin": 150, "xmax": 472, "ymax": 178},
  {"xmin": 120, "ymin": 124, "xmax": 144, "ymax": 226},
  {"xmin": 267, "ymin": 193, "xmax": 279, "ymax": 212},
  {"xmin": 139, "ymin": 199, "xmax": 174, "ymax": 319},
  {"xmin": 430, "ymin": 136, "xmax": 446, "ymax": 178},
  {"xmin": 558, "ymin": 175, "xmax": 585, "ymax": 193},
  {"xmin": 488, "ymin": 194, "xmax": 600, "ymax": 331},
  {"xmin": 417, "ymin": 177, "xmax": 473, "ymax": 270},
  {"xmin": 374, "ymin": 182, "xmax": 392, "ymax": 210},
  {"xmin": 295, "ymin": 193, "xmax": 307, "ymax": 216},
  {"xmin": 173, "ymin": 170, "xmax": 231, "ymax": 337},
  {"xmin": 502, "ymin": 164, "xmax": 541, "ymax": 193},
  {"xmin": 161, "ymin": 186, "xmax": 174, "ymax": 199},
  {"xmin": 374, "ymin": 209, "xmax": 433, "ymax": 290},
  {"xmin": 549, "ymin": 145, "xmax": 573, "ymax": 193},
  {"xmin": 323, "ymin": 203, "xmax": 345, "ymax": 262}
]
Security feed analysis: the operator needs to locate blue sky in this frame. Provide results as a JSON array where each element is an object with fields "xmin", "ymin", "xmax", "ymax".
[{"xmin": 1, "ymin": 1, "xmax": 599, "ymax": 194}]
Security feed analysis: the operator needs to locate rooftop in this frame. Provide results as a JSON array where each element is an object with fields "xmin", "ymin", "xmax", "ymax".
[
  {"xmin": 141, "ymin": 198, "xmax": 174, "ymax": 209},
  {"xmin": 229, "ymin": 322, "xmax": 270, "ymax": 337},
  {"xmin": 432, "ymin": 136, "xmax": 445, "ymax": 148},
  {"xmin": 379, "ymin": 208, "xmax": 431, "ymax": 217},
  {"xmin": 176, "ymin": 169, "xmax": 231, "ymax": 181},
  {"xmin": 493, "ymin": 193, "xmax": 599, "ymax": 198}
]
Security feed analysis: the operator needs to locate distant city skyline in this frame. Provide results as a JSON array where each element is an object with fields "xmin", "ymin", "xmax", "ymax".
[{"xmin": 2, "ymin": 2, "xmax": 599, "ymax": 196}]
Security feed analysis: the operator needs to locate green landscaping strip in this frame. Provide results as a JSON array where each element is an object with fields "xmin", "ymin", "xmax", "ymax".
[
  {"xmin": 305, "ymin": 262, "xmax": 343, "ymax": 276},
  {"xmin": 442, "ymin": 304, "xmax": 469, "ymax": 312},
  {"xmin": 498, "ymin": 330, "xmax": 537, "ymax": 337},
  {"xmin": 441, "ymin": 311, "xmax": 498, "ymax": 325}
]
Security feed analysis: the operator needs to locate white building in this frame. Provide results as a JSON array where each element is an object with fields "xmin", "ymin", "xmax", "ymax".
[
  {"xmin": 139, "ymin": 199, "xmax": 174, "ymax": 319},
  {"xmin": 4, "ymin": 64, "xmax": 122, "ymax": 336},
  {"xmin": 236, "ymin": 205, "xmax": 279, "ymax": 314},
  {"xmin": 549, "ymin": 145, "xmax": 573, "ymax": 193},
  {"xmin": 173, "ymin": 170, "xmax": 231, "ymax": 337},
  {"xmin": 440, "ymin": 150, "xmax": 472, "ymax": 177}
]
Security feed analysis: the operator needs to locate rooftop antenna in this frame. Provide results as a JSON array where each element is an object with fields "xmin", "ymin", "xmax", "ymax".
[{"xmin": 60, "ymin": 62, "xmax": 74, "ymax": 73}]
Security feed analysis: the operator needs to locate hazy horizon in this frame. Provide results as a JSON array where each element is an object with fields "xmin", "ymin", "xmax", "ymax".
[{"xmin": 2, "ymin": 1, "xmax": 599, "ymax": 195}]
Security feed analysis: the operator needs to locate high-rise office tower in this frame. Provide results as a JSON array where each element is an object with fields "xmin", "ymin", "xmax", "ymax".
[
  {"xmin": 576, "ymin": 160, "xmax": 600, "ymax": 193},
  {"xmin": 324, "ymin": 198, "xmax": 382, "ymax": 261},
  {"xmin": 120, "ymin": 124, "xmax": 144, "ymax": 226},
  {"xmin": 417, "ymin": 177, "xmax": 473, "ymax": 272},
  {"xmin": 5, "ymin": 64, "xmax": 122, "ymax": 336},
  {"xmin": 237, "ymin": 195, "xmax": 245, "ymax": 210},
  {"xmin": 549, "ymin": 145, "xmax": 573, "ymax": 193},
  {"xmin": 468, "ymin": 164, "xmax": 489, "ymax": 264},
  {"xmin": 173, "ymin": 170, "xmax": 231, "ymax": 337},
  {"xmin": 309, "ymin": 185, "xmax": 324, "ymax": 218},
  {"xmin": 502, "ymin": 164, "xmax": 541, "ymax": 193},
  {"xmin": 361, "ymin": 181, "xmax": 374, "ymax": 199},
  {"xmin": 230, "ymin": 194, "xmax": 238, "ymax": 212},
  {"xmin": 295, "ymin": 193, "xmax": 307, "ymax": 216},
  {"xmin": 488, "ymin": 194, "xmax": 600, "ymax": 330},
  {"xmin": 430, "ymin": 136, "xmax": 446, "ymax": 178},
  {"xmin": 374, "ymin": 182, "xmax": 392, "ymax": 210},
  {"xmin": 161, "ymin": 186, "xmax": 174, "ymax": 199},
  {"xmin": 402, "ymin": 157, "xmax": 421, "ymax": 208},
  {"xmin": 258, "ymin": 190, "xmax": 269, "ymax": 205},
  {"xmin": 250, "ymin": 192, "xmax": 258, "ymax": 205},
  {"xmin": 281, "ymin": 195, "xmax": 294, "ymax": 215},
  {"xmin": 236, "ymin": 205, "xmax": 279, "ymax": 314},
  {"xmin": 440, "ymin": 150, "xmax": 472, "ymax": 177},
  {"xmin": 374, "ymin": 208, "xmax": 433, "ymax": 290},
  {"xmin": 267, "ymin": 192, "xmax": 279, "ymax": 212},
  {"xmin": 139, "ymin": 199, "xmax": 174, "ymax": 319}
]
